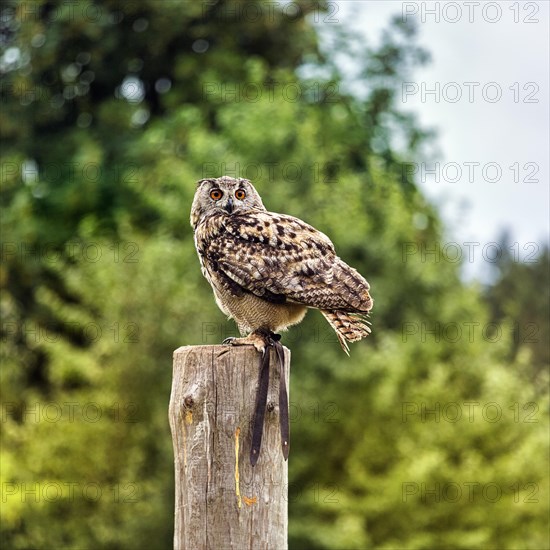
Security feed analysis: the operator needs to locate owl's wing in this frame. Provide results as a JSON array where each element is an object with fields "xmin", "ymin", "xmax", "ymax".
[{"xmin": 199, "ymin": 210, "xmax": 372, "ymax": 312}]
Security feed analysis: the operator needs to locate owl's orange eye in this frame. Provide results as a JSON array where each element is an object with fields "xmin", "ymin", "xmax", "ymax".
[
  {"xmin": 210, "ymin": 189, "xmax": 223, "ymax": 201},
  {"xmin": 235, "ymin": 189, "xmax": 246, "ymax": 200}
]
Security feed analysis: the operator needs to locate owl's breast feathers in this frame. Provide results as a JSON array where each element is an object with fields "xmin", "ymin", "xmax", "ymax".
[{"xmin": 194, "ymin": 210, "xmax": 373, "ymax": 314}]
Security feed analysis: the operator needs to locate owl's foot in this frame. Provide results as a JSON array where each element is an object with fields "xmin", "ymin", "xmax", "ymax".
[{"xmin": 222, "ymin": 330, "xmax": 281, "ymax": 354}]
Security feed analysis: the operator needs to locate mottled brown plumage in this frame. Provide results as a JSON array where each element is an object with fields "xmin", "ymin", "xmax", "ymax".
[{"xmin": 190, "ymin": 176, "xmax": 373, "ymax": 354}]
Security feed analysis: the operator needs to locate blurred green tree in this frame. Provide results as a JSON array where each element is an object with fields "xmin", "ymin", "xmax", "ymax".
[
  {"xmin": 1, "ymin": 0, "xmax": 325, "ymax": 392},
  {"xmin": 484, "ymin": 232, "xmax": 549, "ymax": 385}
]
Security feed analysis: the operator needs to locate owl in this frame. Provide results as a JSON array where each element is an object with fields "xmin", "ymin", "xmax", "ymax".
[{"xmin": 190, "ymin": 176, "xmax": 373, "ymax": 354}]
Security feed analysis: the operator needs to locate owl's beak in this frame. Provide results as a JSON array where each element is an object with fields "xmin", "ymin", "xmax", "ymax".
[{"xmin": 224, "ymin": 198, "xmax": 234, "ymax": 214}]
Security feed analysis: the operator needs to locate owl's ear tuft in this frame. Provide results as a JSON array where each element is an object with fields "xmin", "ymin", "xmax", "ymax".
[{"xmin": 196, "ymin": 178, "xmax": 216, "ymax": 189}]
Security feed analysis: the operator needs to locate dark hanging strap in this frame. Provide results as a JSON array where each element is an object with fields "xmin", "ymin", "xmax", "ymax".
[
  {"xmin": 250, "ymin": 345, "xmax": 271, "ymax": 466},
  {"xmin": 274, "ymin": 341, "xmax": 290, "ymax": 460},
  {"xmin": 249, "ymin": 334, "xmax": 291, "ymax": 466}
]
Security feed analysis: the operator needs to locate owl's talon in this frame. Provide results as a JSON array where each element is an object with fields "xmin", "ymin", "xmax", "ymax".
[{"xmin": 221, "ymin": 334, "xmax": 266, "ymax": 354}]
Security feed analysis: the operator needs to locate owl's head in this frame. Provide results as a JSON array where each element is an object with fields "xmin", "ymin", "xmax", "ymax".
[{"xmin": 190, "ymin": 176, "xmax": 266, "ymax": 227}]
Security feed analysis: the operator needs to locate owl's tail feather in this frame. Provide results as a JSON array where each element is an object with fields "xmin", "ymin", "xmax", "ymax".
[{"xmin": 320, "ymin": 310, "xmax": 372, "ymax": 356}]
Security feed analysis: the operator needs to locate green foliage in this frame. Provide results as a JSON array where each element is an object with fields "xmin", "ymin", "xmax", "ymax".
[
  {"xmin": 484, "ymin": 232, "xmax": 549, "ymax": 385},
  {"xmin": 1, "ymin": 1, "xmax": 548, "ymax": 549}
]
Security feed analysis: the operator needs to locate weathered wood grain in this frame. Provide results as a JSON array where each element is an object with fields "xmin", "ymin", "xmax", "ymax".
[{"xmin": 169, "ymin": 345, "xmax": 290, "ymax": 550}]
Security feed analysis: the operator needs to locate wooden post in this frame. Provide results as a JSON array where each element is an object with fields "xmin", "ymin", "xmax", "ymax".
[{"xmin": 169, "ymin": 345, "xmax": 290, "ymax": 550}]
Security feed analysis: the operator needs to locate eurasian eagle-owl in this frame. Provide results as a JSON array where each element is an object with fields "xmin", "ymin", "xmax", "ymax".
[{"xmin": 190, "ymin": 176, "xmax": 373, "ymax": 353}]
